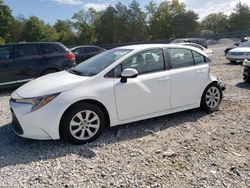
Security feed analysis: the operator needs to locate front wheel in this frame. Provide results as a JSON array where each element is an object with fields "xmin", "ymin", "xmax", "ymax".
[
  {"xmin": 60, "ymin": 102, "xmax": 106, "ymax": 144},
  {"xmin": 200, "ymin": 83, "xmax": 222, "ymax": 113}
]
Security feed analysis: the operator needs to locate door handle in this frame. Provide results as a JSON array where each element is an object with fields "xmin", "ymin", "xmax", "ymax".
[
  {"xmin": 197, "ymin": 70, "xmax": 206, "ymax": 73},
  {"xmin": 159, "ymin": 77, "xmax": 170, "ymax": 81}
]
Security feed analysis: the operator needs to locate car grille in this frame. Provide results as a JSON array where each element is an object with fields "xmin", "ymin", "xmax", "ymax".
[
  {"xmin": 230, "ymin": 52, "xmax": 245, "ymax": 56},
  {"xmin": 11, "ymin": 109, "xmax": 24, "ymax": 135}
]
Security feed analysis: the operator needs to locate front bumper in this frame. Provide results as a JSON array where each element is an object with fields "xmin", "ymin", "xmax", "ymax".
[
  {"xmin": 9, "ymin": 94, "xmax": 70, "ymax": 140},
  {"xmin": 226, "ymin": 56, "xmax": 245, "ymax": 61},
  {"xmin": 226, "ymin": 54, "xmax": 249, "ymax": 61}
]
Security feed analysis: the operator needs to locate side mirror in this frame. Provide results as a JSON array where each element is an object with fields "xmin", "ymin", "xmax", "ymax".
[{"xmin": 120, "ymin": 68, "xmax": 138, "ymax": 83}]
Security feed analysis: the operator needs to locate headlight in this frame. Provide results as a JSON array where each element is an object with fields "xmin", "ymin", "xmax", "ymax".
[
  {"xmin": 243, "ymin": 59, "xmax": 250, "ymax": 66},
  {"xmin": 15, "ymin": 93, "xmax": 60, "ymax": 112}
]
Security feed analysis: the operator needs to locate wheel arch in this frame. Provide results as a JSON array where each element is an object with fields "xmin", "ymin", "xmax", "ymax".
[
  {"xmin": 201, "ymin": 80, "xmax": 220, "ymax": 97},
  {"xmin": 59, "ymin": 99, "xmax": 111, "ymax": 138}
]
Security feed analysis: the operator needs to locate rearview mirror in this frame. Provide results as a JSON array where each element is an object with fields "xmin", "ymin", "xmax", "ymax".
[{"xmin": 120, "ymin": 68, "xmax": 138, "ymax": 83}]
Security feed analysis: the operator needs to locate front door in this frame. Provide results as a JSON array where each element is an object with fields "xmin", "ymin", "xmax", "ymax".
[{"xmin": 114, "ymin": 49, "xmax": 171, "ymax": 121}]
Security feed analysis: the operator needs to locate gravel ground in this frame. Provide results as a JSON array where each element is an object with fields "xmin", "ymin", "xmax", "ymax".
[{"xmin": 0, "ymin": 44, "xmax": 249, "ymax": 188}]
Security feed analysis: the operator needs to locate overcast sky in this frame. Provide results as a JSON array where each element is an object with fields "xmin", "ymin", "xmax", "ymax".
[{"xmin": 4, "ymin": 0, "xmax": 250, "ymax": 24}]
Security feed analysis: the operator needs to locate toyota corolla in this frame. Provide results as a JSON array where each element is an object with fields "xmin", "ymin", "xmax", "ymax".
[{"xmin": 10, "ymin": 44, "xmax": 225, "ymax": 144}]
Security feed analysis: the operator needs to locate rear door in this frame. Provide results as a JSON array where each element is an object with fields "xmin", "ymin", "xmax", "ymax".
[
  {"xmin": 167, "ymin": 48, "xmax": 208, "ymax": 109},
  {"xmin": 39, "ymin": 43, "xmax": 65, "ymax": 69},
  {"xmin": 0, "ymin": 45, "xmax": 14, "ymax": 85},
  {"xmin": 12, "ymin": 44, "xmax": 41, "ymax": 82}
]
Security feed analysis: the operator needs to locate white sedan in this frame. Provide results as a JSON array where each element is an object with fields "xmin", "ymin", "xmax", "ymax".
[
  {"xmin": 178, "ymin": 42, "xmax": 214, "ymax": 58},
  {"xmin": 10, "ymin": 44, "xmax": 225, "ymax": 144},
  {"xmin": 226, "ymin": 47, "xmax": 250, "ymax": 63}
]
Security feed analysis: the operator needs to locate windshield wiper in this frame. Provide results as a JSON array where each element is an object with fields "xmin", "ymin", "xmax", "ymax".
[{"xmin": 68, "ymin": 69, "xmax": 85, "ymax": 76}]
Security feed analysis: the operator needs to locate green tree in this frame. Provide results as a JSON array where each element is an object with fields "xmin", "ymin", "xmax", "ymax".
[
  {"xmin": 201, "ymin": 13, "xmax": 229, "ymax": 34},
  {"xmin": 0, "ymin": 0, "xmax": 14, "ymax": 42},
  {"xmin": 127, "ymin": 0, "xmax": 147, "ymax": 42},
  {"xmin": 114, "ymin": 2, "xmax": 130, "ymax": 43},
  {"xmin": 173, "ymin": 10, "xmax": 199, "ymax": 38},
  {"xmin": 23, "ymin": 16, "xmax": 47, "ymax": 41},
  {"xmin": 72, "ymin": 10, "xmax": 97, "ymax": 44},
  {"xmin": 230, "ymin": 2, "xmax": 250, "ymax": 31},
  {"xmin": 95, "ymin": 6, "xmax": 116, "ymax": 44},
  {"xmin": 9, "ymin": 15, "xmax": 26, "ymax": 42},
  {"xmin": 54, "ymin": 20, "xmax": 76, "ymax": 45},
  {"xmin": 147, "ymin": 0, "xmax": 197, "ymax": 40}
]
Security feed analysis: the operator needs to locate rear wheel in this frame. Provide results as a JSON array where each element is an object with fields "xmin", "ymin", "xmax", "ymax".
[
  {"xmin": 201, "ymin": 83, "xmax": 222, "ymax": 113},
  {"xmin": 60, "ymin": 102, "xmax": 106, "ymax": 144}
]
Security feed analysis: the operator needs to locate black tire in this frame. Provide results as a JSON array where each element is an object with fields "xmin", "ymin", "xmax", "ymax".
[
  {"xmin": 41, "ymin": 69, "xmax": 59, "ymax": 76},
  {"xmin": 60, "ymin": 102, "xmax": 106, "ymax": 144},
  {"xmin": 200, "ymin": 82, "xmax": 222, "ymax": 113},
  {"xmin": 243, "ymin": 76, "xmax": 250, "ymax": 83}
]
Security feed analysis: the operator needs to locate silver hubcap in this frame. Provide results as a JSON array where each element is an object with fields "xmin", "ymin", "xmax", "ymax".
[
  {"xmin": 205, "ymin": 86, "xmax": 221, "ymax": 108},
  {"xmin": 69, "ymin": 110, "xmax": 100, "ymax": 140}
]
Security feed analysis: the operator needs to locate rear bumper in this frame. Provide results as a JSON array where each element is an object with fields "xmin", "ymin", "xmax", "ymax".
[{"xmin": 217, "ymin": 79, "xmax": 226, "ymax": 91}]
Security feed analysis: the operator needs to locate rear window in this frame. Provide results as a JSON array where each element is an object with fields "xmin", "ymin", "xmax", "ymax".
[
  {"xmin": 16, "ymin": 45, "xmax": 39, "ymax": 57},
  {"xmin": 40, "ymin": 44, "xmax": 62, "ymax": 54},
  {"xmin": 0, "ymin": 46, "xmax": 12, "ymax": 61}
]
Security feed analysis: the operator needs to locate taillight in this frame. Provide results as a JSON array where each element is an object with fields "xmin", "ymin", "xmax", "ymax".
[{"xmin": 65, "ymin": 53, "xmax": 75, "ymax": 59}]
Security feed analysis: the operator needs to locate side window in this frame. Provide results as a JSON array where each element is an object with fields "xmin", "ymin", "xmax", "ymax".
[
  {"xmin": 16, "ymin": 45, "xmax": 39, "ymax": 58},
  {"xmin": 0, "ymin": 46, "xmax": 12, "ymax": 61},
  {"xmin": 72, "ymin": 48, "xmax": 81, "ymax": 55},
  {"xmin": 87, "ymin": 47, "xmax": 98, "ymax": 53},
  {"xmin": 40, "ymin": 44, "xmax": 60, "ymax": 55},
  {"xmin": 168, "ymin": 48, "xmax": 194, "ymax": 69},
  {"xmin": 122, "ymin": 49, "xmax": 164, "ymax": 75},
  {"xmin": 193, "ymin": 51, "xmax": 205, "ymax": 65}
]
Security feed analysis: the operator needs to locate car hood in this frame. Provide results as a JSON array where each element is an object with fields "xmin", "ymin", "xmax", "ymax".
[
  {"xmin": 14, "ymin": 71, "xmax": 88, "ymax": 98},
  {"xmin": 229, "ymin": 47, "xmax": 250, "ymax": 53}
]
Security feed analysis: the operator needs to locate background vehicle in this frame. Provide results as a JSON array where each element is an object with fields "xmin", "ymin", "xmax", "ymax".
[
  {"xmin": 70, "ymin": 45, "xmax": 105, "ymax": 64},
  {"xmin": 171, "ymin": 38, "xmax": 208, "ymax": 48},
  {"xmin": 178, "ymin": 42, "xmax": 214, "ymax": 58},
  {"xmin": 226, "ymin": 45, "xmax": 250, "ymax": 63},
  {"xmin": 224, "ymin": 39, "xmax": 250, "ymax": 55},
  {"xmin": 10, "ymin": 44, "xmax": 225, "ymax": 144},
  {"xmin": 0, "ymin": 42, "xmax": 76, "ymax": 88},
  {"xmin": 243, "ymin": 59, "xmax": 250, "ymax": 82}
]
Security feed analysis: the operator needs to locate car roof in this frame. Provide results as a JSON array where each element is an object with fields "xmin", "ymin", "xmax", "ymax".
[
  {"xmin": 70, "ymin": 45, "xmax": 104, "ymax": 50},
  {"xmin": 0, "ymin": 42, "xmax": 63, "ymax": 46},
  {"xmin": 178, "ymin": 42, "xmax": 204, "ymax": 48},
  {"xmin": 172, "ymin": 38, "xmax": 206, "ymax": 41},
  {"xmin": 116, "ymin": 43, "xmax": 208, "ymax": 57}
]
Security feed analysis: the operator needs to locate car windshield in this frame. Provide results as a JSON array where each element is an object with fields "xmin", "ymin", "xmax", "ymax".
[
  {"xmin": 241, "ymin": 41, "xmax": 250, "ymax": 47},
  {"xmin": 70, "ymin": 49, "xmax": 131, "ymax": 76}
]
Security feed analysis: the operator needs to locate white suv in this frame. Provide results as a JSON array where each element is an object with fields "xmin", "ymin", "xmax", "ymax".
[{"xmin": 10, "ymin": 44, "xmax": 225, "ymax": 144}]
